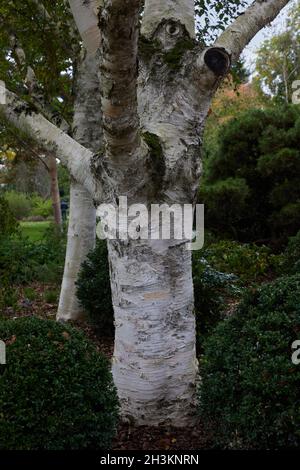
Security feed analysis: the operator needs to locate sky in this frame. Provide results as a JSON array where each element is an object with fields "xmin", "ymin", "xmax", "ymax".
[{"xmin": 243, "ymin": 0, "xmax": 296, "ymax": 74}]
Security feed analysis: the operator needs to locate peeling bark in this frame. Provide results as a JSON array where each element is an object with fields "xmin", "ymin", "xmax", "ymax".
[
  {"xmin": 141, "ymin": 0, "xmax": 196, "ymax": 39},
  {"xmin": 99, "ymin": 0, "xmax": 141, "ymax": 156},
  {"xmin": 215, "ymin": 0, "xmax": 291, "ymax": 62},
  {"xmin": 110, "ymin": 238, "xmax": 197, "ymax": 426}
]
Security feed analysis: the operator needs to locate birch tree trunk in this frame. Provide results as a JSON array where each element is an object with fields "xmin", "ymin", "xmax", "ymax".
[
  {"xmin": 1, "ymin": 0, "xmax": 291, "ymax": 426},
  {"xmin": 57, "ymin": 50, "xmax": 102, "ymax": 321},
  {"xmin": 109, "ymin": 238, "xmax": 197, "ymax": 425},
  {"xmin": 57, "ymin": 180, "xmax": 96, "ymax": 320}
]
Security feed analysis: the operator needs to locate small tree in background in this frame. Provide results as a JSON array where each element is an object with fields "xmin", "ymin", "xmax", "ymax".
[{"xmin": 200, "ymin": 105, "xmax": 300, "ymax": 247}]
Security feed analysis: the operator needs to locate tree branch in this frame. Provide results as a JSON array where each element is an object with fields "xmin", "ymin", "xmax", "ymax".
[
  {"xmin": 7, "ymin": 31, "xmax": 71, "ymax": 133},
  {"xmin": 99, "ymin": 0, "xmax": 141, "ymax": 156},
  {"xmin": 0, "ymin": 89, "xmax": 95, "ymax": 194},
  {"xmin": 68, "ymin": 0, "xmax": 101, "ymax": 53},
  {"xmin": 215, "ymin": 0, "xmax": 292, "ymax": 62}
]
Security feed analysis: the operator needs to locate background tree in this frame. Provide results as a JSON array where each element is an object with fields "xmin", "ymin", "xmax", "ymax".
[
  {"xmin": 254, "ymin": 0, "xmax": 300, "ymax": 103},
  {"xmin": 0, "ymin": 0, "xmax": 100, "ymax": 314},
  {"xmin": 199, "ymin": 105, "xmax": 300, "ymax": 246}
]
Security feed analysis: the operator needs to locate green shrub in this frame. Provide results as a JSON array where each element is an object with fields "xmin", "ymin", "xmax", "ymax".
[
  {"xmin": 0, "ymin": 286, "xmax": 18, "ymax": 310},
  {"xmin": 0, "ymin": 225, "xmax": 66, "ymax": 285},
  {"xmin": 76, "ymin": 240, "xmax": 114, "ymax": 335},
  {"xmin": 200, "ymin": 105, "xmax": 300, "ymax": 245},
  {"xmin": 23, "ymin": 287, "xmax": 37, "ymax": 301},
  {"xmin": 44, "ymin": 289, "xmax": 59, "ymax": 304},
  {"xmin": 0, "ymin": 236, "xmax": 40, "ymax": 285},
  {"xmin": 0, "ymin": 317, "xmax": 119, "ymax": 449},
  {"xmin": 202, "ymin": 240, "xmax": 278, "ymax": 283},
  {"xmin": 31, "ymin": 198, "xmax": 53, "ymax": 218},
  {"xmin": 4, "ymin": 191, "xmax": 32, "ymax": 220},
  {"xmin": 0, "ymin": 196, "xmax": 18, "ymax": 237},
  {"xmin": 281, "ymin": 230, "xmax": 300, "ymax": 275},
  {"xmin": 193, "ymin": 253, "xmax": 240, "ymax": 350},
  {"xmin": 199, "ymin": 274, "xmax": 300, "ymax": 449}
]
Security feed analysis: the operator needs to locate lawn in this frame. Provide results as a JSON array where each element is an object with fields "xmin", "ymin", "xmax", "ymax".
[{"xmin": 20, "ymin": 221, "xmax": 51, "ymax": 242}]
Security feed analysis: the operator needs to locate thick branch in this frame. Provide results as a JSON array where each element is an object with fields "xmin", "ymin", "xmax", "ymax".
[
  {"xmin": 215, "ymin": 0, "xmax": 291, "ymax": 62},
  {"xmin": 68, "ymin": 0, "xmax": 101, "ymax": 53},
  {"xmin": 99, "ymin": 0, "xmax": 141, "ymax": 156},
  {"xmin": 0, "ymin": 89, "xmax": 95, "ymax": 194}
]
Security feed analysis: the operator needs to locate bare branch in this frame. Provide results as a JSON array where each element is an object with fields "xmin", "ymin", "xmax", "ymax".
[
  {"xmin": 215, "ymin": 0, "xmax": 292, "ymax": 62},
  {"xmin": 0, "ymin": 89, "xmax": 95, "ymax": 194},
  {"xmin": 99, "ymin": 0, "xmax": 141, "ymax": 156}
]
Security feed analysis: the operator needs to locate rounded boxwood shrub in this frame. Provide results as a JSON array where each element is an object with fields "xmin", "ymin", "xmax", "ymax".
[
  {"xmin": 199, "ymin": 274, "xmax": 300, "ymax": 449},
  {"xmin": 0, "ymin": 317, "xmax": 119, "ymax": 450},
  {"xmin": 76, "ymin": 240, "xmax": 114, "ymax": 335}
]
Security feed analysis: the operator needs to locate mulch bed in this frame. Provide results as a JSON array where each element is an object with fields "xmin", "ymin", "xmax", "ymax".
[{"xmin": 112, "ymin": 422, "xmax": 212, "ymax": 450}]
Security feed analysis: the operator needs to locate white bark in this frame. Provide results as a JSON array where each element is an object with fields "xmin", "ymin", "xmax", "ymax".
[
  {"xmin": 57, "ymin": 181, "xmax": 96, "ymax": 321},
  {"xmin": 57, "ymin": 49, "xmax": 102, "ymax": 321},
  {"xmin": 215, "ymin": 0, "xmax": 291, "ymax": 62},
  {"xmin": 110, "ymin": 238, "xmax": 197, "ymax": 426},
  {"xmin": 141, "ymin": 0, "xmax": 195, "ymax": 39},
  {"xmin": 68, "ymin": 0, "xmax": 101, "ymax": 53},
  {"xmin": 0, "ymin": 90, "xmax": 95, "ymax": 193}
]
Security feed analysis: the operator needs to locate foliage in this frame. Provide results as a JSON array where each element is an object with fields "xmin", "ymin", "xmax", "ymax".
[
  {"xmin": 4, "ymin": 190, "xmax": 32, "ymax": 220},
  {"xmin": 31, "ymin": 197, "xmax": 53, "ymax": 218},
  {"xmin": 0, "ymin": 0, "xmax": 77, "ymax": 122},
  {"xmin": 0, "ymin": 317, "xmax": 119, "ymax": 450},
  {"xmin": 199, "ymin": 274, "xmax": 300, "ymax": 449},
  {"xmin": 281, "ymin": 230, "xmax": 300, "ymax": 275},
  {"xmin": 193, "ymin": 251, "xmax": 240, "ymax": 350},
  {"xmin": 202, "ymin": 240, "xmax": 279, "ymax": 283},
  {"xmin": 200, "ymin": 105, "xmax": 300, "ymax": 246},
  {"xmin": 195, "ymin": 0, "xmax": 248, "ymax": 43},
  {"xmin": 0, "ymin": 195, "xmax": 18, "ymax": 237},
  {"xmin": 203, "ymin": 80, "xmax": 267, "ymax": 176},
  {"xmin": 76, "ymin": 240, "xmax": 114, "ymax": 335},
  {"xmin": 0, "ymin": 224, "xmax": 66, "ymax": 285},
  {"xmin": 254, "ymin": 1, "xmax": 300, "ymax": 103},
  {"xmin": 57, "ymin": 163, "xmax": 70, "ymax": 200}
]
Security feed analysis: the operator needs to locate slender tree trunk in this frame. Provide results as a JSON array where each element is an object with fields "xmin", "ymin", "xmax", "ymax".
[
  {"xmin": 110, "ymin": 238, "xmax": 197, "ymax": 426},
  {"xmin": 57, "ymin": 180, "xmax": 96, "ymax": 321},
  {"xmin": 57, "ymin": 50, "xmax": 102, "ymax": 321},
  {"xmin": 48, "ymin": 154, "xmax": 62, "ymax": 227}
]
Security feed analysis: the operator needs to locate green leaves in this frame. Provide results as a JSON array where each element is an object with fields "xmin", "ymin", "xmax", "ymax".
[
  {"xmin": 199, "ymin": 274, "xmax": 300, "ymax": 449},
  {"xmin": 0, "ymin": 317, "xmax": 119, "ymax": 450}
]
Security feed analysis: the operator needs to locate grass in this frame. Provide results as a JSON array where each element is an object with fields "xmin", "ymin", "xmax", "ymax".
[{"xmin": 20, "ymin": 221, "xmax": 51, "ymax": 242}]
